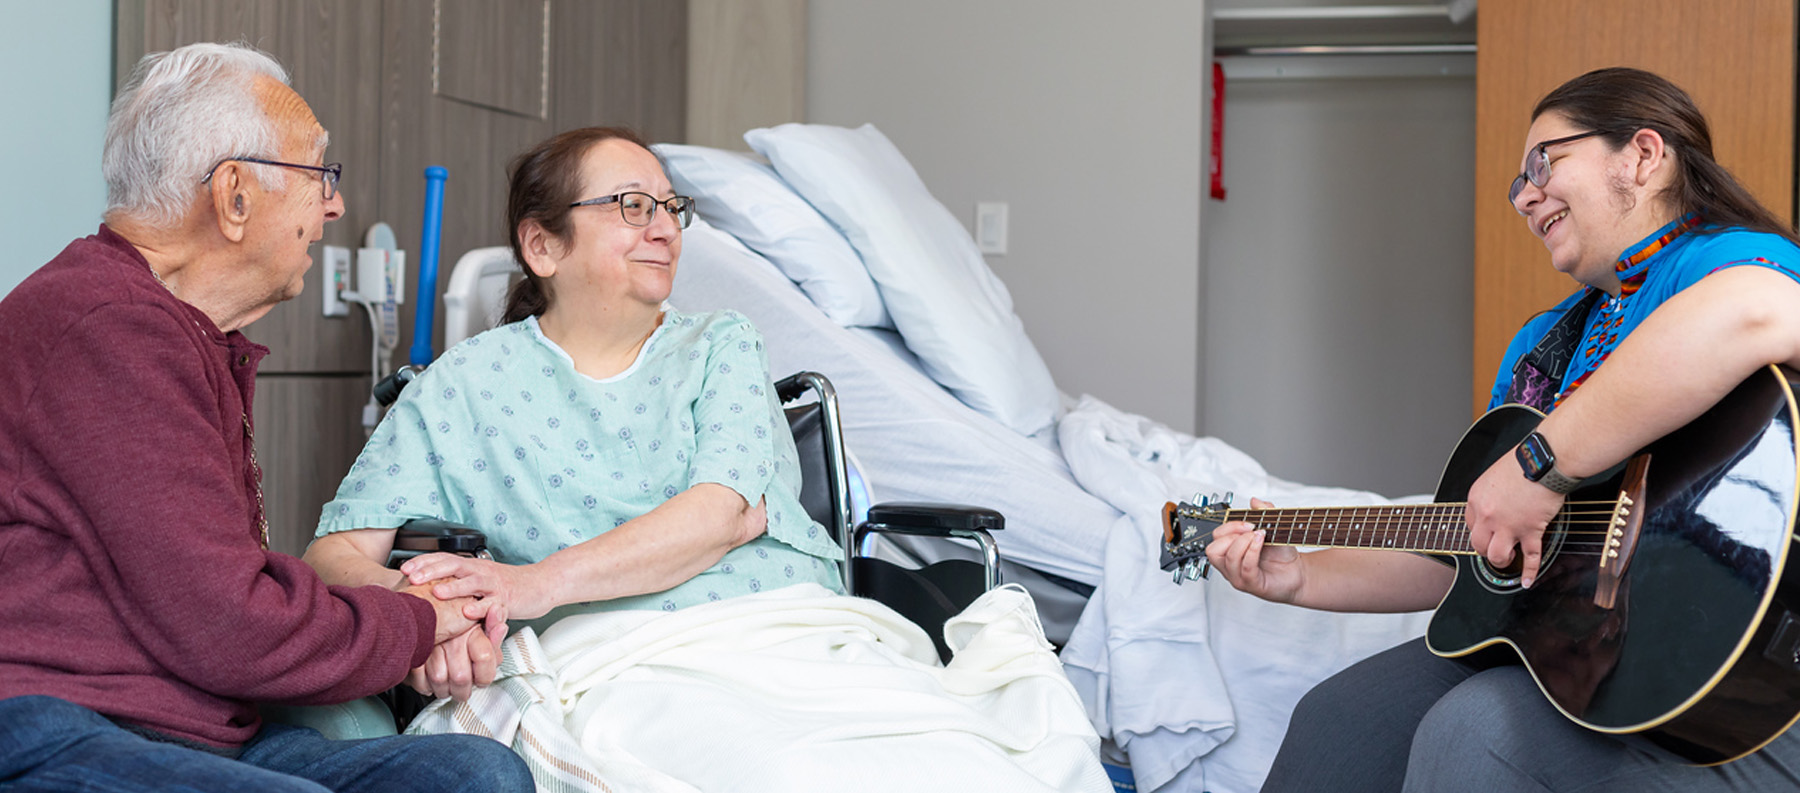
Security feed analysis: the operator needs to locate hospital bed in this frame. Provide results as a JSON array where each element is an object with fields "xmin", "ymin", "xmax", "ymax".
[{"xmin": 431, "ymin": 125, "xmax": 1432, "ymax": 793}]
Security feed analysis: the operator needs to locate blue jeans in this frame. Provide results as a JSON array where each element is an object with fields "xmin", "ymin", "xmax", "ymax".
[{"xmin": 0, "ymin": 696, "xmax": 534, "ymax": 793}]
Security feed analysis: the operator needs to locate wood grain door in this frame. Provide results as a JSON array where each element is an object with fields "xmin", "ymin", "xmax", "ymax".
[
  {"xmin": 1471, "ymin": 0, "xmax": 1794, "ymax": 416},
  {"xmin": 116, "ymin": 0, "xmax": 687, "ymax": 553}
]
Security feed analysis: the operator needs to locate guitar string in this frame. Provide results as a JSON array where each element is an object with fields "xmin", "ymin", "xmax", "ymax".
[{"xmin": 1176, "ymin": 503, "xmax": 1657, "ymax": 557}]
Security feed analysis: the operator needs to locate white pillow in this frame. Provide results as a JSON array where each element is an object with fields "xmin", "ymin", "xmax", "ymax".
[
  {"xmin": 653, "ymin": 143, "xmax": 890, "ymax": 329},
  {"xmin": 745, "ymin": 123, "xmax": 1059, "ymax": 436}
]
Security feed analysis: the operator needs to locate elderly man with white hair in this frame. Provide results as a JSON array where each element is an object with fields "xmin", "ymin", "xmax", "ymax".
[{"xmin": 0, "ymin": 42, "xmax": 532, "ymax": 793}]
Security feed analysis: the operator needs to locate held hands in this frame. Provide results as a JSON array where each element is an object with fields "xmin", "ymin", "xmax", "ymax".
[
  {"xmin": 393, "ymin": 576, "xmax": 510, "ymax": 701},
  {"xmin": 402, "ymin": 553, "xmax": 554, "ymax": 622},
  {"xmin": 1465, "ymin": 450, "xmax": 1564, "ymax": 588},
  {"xmin": 403, "ymin": 625, "xmax": 496, "ymax": 701},
  {"xmin": 1202, "ymin": 498, "xmax": 1306, "ymax": 604}
]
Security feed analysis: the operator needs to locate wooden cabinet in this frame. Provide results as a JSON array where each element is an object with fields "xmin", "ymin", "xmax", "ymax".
[{"xmin": 1471, "ymin": 0, "xmax": 1795, "ymax": 415}]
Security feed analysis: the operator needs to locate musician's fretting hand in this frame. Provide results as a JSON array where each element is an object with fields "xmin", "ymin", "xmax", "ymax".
[
  {"xmin": 1205, "ymin": 498, "xmax": 1308, "ymax": 604},
  {"xmin": 1465, "ymin": 451, "xmax": 1564, "ymax": 588}
]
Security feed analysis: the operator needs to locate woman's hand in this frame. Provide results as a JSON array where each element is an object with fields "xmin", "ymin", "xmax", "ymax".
[
  {"xmin": 1203, "ymin": 498, "xmax": 1306, "ymax": 604},
  {"xmin": 402, "ymin": 553, "xmax": 553, "ymax": 622},
  {"xmin": 735, "ymin": 496, "xmax": 769, "ymax": 544},
  {"xmin": 1465, "ymin": 450, "xmax": 1564, "ymax": 588},
  {"xmin": 405, "ymin": 624, "xmax": 497, "ymax": 702}
]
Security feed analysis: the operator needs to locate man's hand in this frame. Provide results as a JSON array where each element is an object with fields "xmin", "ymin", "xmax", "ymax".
[
  {"xmin": 1465, "ymin": 450, "xmax": 1564, "ymax": 588},
  {"xmin": 394, "ymin": 581, "xmax": 481, "ymax": 645},
  {"xmin": 405, "ymin": 624, "xmax": 498, "ymax": 701}
]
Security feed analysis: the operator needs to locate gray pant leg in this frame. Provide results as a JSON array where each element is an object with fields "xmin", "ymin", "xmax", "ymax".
[
  {"xmin": 1404, "ymin": 665, "xmax": 1800, "ymax": 793},
  {"xmin": 1262, "ymin": 638, "xmax": 1477, "ymax": 793}
]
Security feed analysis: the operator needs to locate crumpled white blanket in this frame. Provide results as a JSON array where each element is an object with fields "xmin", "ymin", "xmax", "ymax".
[
  {"xmin": 1056, "ymin": 394, "xmax": 1432, "ymax": 793},
  {"xmin": 408, "ymin": 582, "xmax": 1112, "ymax": 793}
]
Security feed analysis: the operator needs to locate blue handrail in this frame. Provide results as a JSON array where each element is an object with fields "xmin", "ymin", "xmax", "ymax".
[{"xmin": 410, "ymin": 165, "xmax": 449, "ymax": 365}]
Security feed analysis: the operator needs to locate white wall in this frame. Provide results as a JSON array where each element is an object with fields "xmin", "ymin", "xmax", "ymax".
[
  {"xmin": 0, "ymin": 1, "xmax": 113, "ymax": 295},
  {"xmin": 1203, "ymin": 76, "xmax": 1474, "ymax": 496},
  {"xmin": 807, "ymin": 0, "xmax": 1207, "ymax": 433}
]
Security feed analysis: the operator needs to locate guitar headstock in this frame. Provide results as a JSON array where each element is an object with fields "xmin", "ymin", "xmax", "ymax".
[{"xmin": 1159, "ymin": 492, "xmax": 1233, "ymax": 584}]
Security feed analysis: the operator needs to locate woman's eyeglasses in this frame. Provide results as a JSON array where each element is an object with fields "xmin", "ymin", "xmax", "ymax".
[
  {"xmin": 569, "ymin": 191, "xmax": 696, "ymax": 229},
  {"xmin": 1508, "ymin": 130, "xmax": 1612, "ymax": 204}
]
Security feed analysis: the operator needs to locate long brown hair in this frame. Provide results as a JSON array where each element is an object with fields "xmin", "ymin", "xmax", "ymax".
[
  {"xmin": 1532, "ymin": 67, "xmax": 1799, "ymax": 245},
  {"xmin": 502, "ymin": 126, "xmax": 653, "ymax": 323}
]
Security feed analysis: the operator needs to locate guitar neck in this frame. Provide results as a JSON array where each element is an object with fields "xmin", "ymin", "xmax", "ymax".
[{"xmin": 1224, "ymin": 504, "xmax": 1478, "ymax": 554}]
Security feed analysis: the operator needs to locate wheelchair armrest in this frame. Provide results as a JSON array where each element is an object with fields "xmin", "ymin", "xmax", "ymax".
[
  {"xmin": 854, "ymin": 502, "xmax": 1003, "ymax": 592},
  {"xmin": 862, "ymin": 502, "xmax": 1004, "ymax": 534},
  {"xmin": 389, "ymin": 519, "xmax": 489, "ymax": 568}
]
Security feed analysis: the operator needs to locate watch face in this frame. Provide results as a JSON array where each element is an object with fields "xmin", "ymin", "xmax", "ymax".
[{"xmin": 1517, "ymin": 432, "xmax": 1554, "ymax": 481}]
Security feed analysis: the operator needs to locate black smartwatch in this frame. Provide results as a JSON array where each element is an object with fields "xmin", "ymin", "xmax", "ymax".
[{"xmin": 1515, "ymin": 430, "xmax": 1582, "ymax": 494}]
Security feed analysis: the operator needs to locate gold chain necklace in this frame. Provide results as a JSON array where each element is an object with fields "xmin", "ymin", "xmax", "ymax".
[
  {"xmin": 243, "ymin": 414, "xmax": 270, "ymax": 550},
  {"xmin": 148, "ymin": 265, "xmax": 175, "ymax": 295}
]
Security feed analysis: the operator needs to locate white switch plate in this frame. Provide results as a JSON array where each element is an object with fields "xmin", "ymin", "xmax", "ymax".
[
  {"xmin": 321, "ymin": 245, "xmax": 351, "ymax": 317},
  {"xmin": 975, "ymin": 201, "xmax": 1008, "ymax": 256}
]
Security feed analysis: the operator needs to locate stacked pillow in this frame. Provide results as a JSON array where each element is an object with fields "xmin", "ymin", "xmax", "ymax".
[
  {"xmin": 746, "ymin": 123, "xmax": 1059, "ymax": 437},
  {"xmin": 654, "ymin": 143, "xmax": 890, "ymax": 329},
  {"xmin": 658, "ymin": 125, "xmax": 1061, "ymax": 438}
]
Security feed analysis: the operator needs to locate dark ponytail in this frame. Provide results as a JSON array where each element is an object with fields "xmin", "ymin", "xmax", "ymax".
[
  {"xmin": 502, "ymin": 126, "xmax": 653, "ymax": 323},
  {"xmin": 1533, "ymin": 67, "xmax": 1799, "ymax": 246}
]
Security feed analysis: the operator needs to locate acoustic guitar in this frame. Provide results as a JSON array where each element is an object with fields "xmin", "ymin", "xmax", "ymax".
[{"xmin": 1159, "ymin": 365, "xmax": 1800, "ymax": 765}]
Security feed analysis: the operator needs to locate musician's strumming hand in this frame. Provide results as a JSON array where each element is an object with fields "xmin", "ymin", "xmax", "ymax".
[
  {"xmin": 1205, "ymin": 498, "xmax": 1308, "ymax": 603},
  {"xmin": 1466, "ymin": 451, "xmax": 1563, "ymax": 588}
]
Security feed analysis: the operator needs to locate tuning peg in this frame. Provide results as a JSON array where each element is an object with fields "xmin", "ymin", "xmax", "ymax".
[
  {"xmin": 1222, "ymin": 491, "xmax": 1234, "ymax": 507},
  {"xmin": 1188, "ymin": 558, "xmax": 1212, "ymax": 581}
]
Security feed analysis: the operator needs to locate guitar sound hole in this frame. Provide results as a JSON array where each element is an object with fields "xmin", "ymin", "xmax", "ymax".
[{"xmin": 1473, "ymin": 516, "xmax": 1568, "ymax": 593}]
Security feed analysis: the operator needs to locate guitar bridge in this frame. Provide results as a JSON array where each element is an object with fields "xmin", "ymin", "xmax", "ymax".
[
  {"xmin": 1764, "ymin": 610, "xmax": 1800, "ymax": 670},
  {"xmin": 1594, "ymin": 454, "xmax": 1650, "ymax": 609}
]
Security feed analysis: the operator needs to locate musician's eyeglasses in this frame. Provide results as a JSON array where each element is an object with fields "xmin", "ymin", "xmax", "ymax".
[{"xmin": 1508, "ymin": 130, "xmax": 1612, "ymax": 205}]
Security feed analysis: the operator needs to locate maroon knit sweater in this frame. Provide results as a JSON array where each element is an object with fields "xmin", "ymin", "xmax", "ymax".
[{"xmin": 0, "ymin": 226, "xmax": 435, "ymax": 747}]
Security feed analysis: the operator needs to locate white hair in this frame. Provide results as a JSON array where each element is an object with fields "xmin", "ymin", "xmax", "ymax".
[{"xmin": 103, "ymin": 42, "xmax": 293, "ymax": 229}]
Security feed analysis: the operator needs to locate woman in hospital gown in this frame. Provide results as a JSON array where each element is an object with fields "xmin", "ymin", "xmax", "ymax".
[{"xmin": 303, "ymin": 126, "xmax": 1108, "ymax": 793}]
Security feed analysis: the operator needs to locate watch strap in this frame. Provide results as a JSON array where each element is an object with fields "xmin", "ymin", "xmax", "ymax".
[{"xmin": 1535, "ymin": 466, "xmax": 1582, "ymax": 495}]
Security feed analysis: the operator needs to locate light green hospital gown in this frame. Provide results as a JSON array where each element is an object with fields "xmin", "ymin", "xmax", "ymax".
[{"xmin": 317, "ymin": 308, "xmax": 843, "ymax": 630}]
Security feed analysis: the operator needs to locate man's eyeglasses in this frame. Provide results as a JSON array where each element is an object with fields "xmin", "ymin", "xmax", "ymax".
[
  {"xmin": 1508, "ymin": 130, "xmax": 1612, "ymax": 204},
  {"xmin": 569, "ymin": 191, "xmax": 695, "ymax": 229},
  {"xmin": 202, "ymin": 157, "xmax": 342, "ymax": 200}
]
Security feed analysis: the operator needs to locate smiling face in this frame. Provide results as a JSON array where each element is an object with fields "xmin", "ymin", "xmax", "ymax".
[
  {"xmin": 1510, "ymin": 113, "xmax": 1640, "ymax": 288},
  {"xmin": 1510, "ymin": 112, "xmax": 1678, "ymax": 291},
  {"xmin": 540, "ymin": 138, "xmax": 683, "ymax": 318},
  {"xmin": 244, "ymin": 76, "xmax": 344, "ymax": 306}
]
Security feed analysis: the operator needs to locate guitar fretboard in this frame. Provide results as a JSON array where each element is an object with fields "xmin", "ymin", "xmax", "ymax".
[{"xmin": 1225, "ymin": 504, "xmax": 1477, "ymax": 554}]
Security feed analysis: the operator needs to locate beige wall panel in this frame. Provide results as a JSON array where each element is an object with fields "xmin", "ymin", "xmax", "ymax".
[
  {"xmin": 554, "ymin": 0, "xmax": 690, "ymax": 138},
  {"xmin": 687, "ymin": 0, "xmax": 804, "ymax": 150},
  {"xmin": 252, "ymin": 374, "xmax": 371, "ymax": 556},
  {"xmin": 436, "ymin": 0, "xmax": 550, "ymax": 118},
  {"xmin": 1472, "ymin": 0, "xmax": 1794, "ymax": 416}
]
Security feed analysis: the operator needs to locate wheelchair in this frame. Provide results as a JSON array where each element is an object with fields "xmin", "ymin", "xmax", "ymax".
[{"xmin": 269, "ymin": 370, "xmax": 1008, "ymax": 738}]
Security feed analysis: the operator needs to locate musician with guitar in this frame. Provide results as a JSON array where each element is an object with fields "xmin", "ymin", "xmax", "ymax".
[{"xmin": 1200, "ymin": 68, "xmax": 1800, "ymax": 791}]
